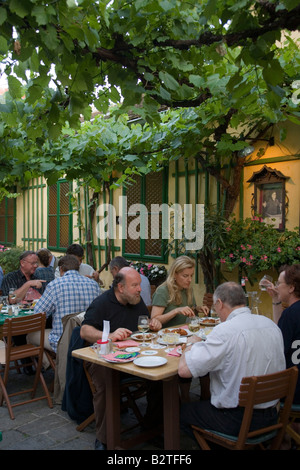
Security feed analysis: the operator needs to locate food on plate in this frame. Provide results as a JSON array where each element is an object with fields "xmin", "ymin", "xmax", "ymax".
[
  {"xmin": 163, "ymin": 328, "xmax": 188, "ymax": 336},
  {"xmin": 132, "ymin": 333, "xmax": 154, "ymax": 341},
  {"xmin": 200, "ymin": 318, "xmax": 219, "ymax": 325}
]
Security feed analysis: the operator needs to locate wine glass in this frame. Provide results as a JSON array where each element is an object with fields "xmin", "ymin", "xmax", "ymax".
[
  {"xmin": 164, "ymin": 333, "xmax": 180, "ymax": 353},
  {"xmin": 150, "ymin": 334, "xmax": 161, "ymax": 349},
  {"xmin": 9, "ymin": 288, "xmax": 17, "ymax": 303},
  {"xmin": 137, "ymin": 315, "xmax": 150, "ymax": 347},
  {"xmin": 259, "ymin": 275, "xmax": 273, "ymax": 291}
]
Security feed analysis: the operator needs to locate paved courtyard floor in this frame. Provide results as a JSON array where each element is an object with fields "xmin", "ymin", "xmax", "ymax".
[{"xmin": 0, "ymin": 368, "xmax": 199, "ymax": 451}]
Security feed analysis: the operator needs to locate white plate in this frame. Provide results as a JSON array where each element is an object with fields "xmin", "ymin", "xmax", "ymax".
[
  {"xmin": 103, "ymin": 353, "xmax": 139, "ymax": 363},
  {"xmin": 125, "ymin": 347, "xmax": 141, "ymax": 353},
  {"xmin": 133, "ymin": 356, "xmax": 167, "ymax": 368},
  {"xmin": 131, "ymin": 332, "xmax": 156, "ymax": 342},
  {"xmin": 141, "ymin": 350, "xmax": 158, "ymax": 355},
  {"xmin": 104, "ymin": 357, "xmax": 136, "ymax": 363}
]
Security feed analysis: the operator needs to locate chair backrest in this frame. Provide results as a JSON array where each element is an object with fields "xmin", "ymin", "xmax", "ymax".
[
  {"xmin": 237, "ymin": 367, "xmax": 298, "ymax": 449},
  {"xmin": 1, "ymin": 313, "xmax": 46, "ymax": 340},
  {"xmin": 239, "ymin": 367, "xmax": 298, "ymax": 408}
]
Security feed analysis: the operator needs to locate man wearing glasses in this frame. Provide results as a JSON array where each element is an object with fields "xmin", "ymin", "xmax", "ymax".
[
  {"xmin": 1, "ymin": 250, "xmax": 46, "ymax": 303},
  {"xmin": 1, "ymin": 251, "xmax": 46, "ymax": 374}
]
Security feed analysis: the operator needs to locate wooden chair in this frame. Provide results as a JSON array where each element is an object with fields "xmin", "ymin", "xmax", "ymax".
[
  {"xmin": 192, "ymin": 366, "xmax": 298, "ymax": 450},
  {"xmin": 0, "ymin": 313, "xmax": 53, "ymax": 419},
  {"xmin": 44, "ymin": 349, "xmax": 56, "ymax": 393},
  {"xmin": 285, "ymin": 404, "xmax": 300, "ymax": 448}
]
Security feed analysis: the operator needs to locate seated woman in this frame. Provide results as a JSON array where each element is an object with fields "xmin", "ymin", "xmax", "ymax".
[
  {"xmin": 151, "ymin": 256, "xmax": 208, "ymax": 328},
  {"xmin": 34, "ymin": 248, "xmax": 55, "ymax": 286}
]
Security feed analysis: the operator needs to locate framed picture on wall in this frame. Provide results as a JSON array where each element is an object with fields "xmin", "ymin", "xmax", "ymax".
[
  {"xmin": 257, "ymin": 182, "xmax": 285, "ymax": 230},
  {"xmin": 247, "ymin": 165, "xmax": 288, "ymax": 231}
]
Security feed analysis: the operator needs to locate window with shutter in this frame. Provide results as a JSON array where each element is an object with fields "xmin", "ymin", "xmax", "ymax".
[
  {"xmin": 48, "ymin": 180, "xmax": 73, "ymax": 250},
  {"xmin": 123, "ymin": 170, "xmax": 168, "ymax": 262}
]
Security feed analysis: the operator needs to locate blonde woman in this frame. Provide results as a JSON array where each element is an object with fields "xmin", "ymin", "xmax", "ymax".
[{"xmin": 151, "ymin": 256, "xmax": 208, "ymax": 328}]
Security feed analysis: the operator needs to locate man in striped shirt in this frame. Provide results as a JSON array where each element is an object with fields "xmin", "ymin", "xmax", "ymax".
[{"xmin": 30, "ymin": 255, "xmax": 101, "ymax": 367}]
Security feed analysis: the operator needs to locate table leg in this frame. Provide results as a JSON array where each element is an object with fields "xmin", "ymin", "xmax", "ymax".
[
  {"xmin": 106, "ymin": 368, "xmax": 121, "ymax": 450},
  {"xmin": 163, "ymin": 375, "xmax": 180, "ymax": 450}
]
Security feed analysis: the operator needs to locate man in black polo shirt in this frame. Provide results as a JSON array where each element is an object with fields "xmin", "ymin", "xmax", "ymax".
[
  {"xmin": 2, "ymin": 250, "xmax": 46, "ymax": 374},
  {"xmin": 80, "ymin": 267, "xmax": 162, "ymax": 450}
]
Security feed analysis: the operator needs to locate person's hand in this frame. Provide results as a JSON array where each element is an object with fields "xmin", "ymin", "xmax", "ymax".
[
  {"xmin": 29, "ymin": 279, "xmax": 46, "ymax": 289},
  {"xmin": 110, "ymin": 328, "xmax": 132, "ymax": 342},
  {"xmin": 188, "ymin": 335, "xmax": 202, "ymax": 344},
  {"xmin": 266, "ymin": 283, "xmax": 280, "ymax": 303},
  {"xmin": 178, "ymin": 306, "xmax": 195, "ymax": 318},
  {"xmin": 198, "ymin": 305, "xmax": 210, "ymax": 316},
  {"xmin": 149, "ymin": 317, "xmax": 162, "ymax": 331}
]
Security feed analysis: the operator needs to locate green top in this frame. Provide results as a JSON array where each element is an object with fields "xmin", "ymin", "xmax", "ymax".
[{"xmin": 152, "ymin": 284, "xmax": 195, "ymax": 328}]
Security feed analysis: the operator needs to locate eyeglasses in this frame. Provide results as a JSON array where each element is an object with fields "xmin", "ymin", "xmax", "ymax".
[
  {"xmin": 23, "ymin": 259, "xmax": 38, "ymax": 266},
  {"xmin": 275, "ymin": 281, "xmax": 287, "ymax": 287}
]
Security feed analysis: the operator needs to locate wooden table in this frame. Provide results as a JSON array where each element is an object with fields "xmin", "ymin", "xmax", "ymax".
[{"xmin": 72, "ymin": 339, "xmax": 182, "ymax": 450}]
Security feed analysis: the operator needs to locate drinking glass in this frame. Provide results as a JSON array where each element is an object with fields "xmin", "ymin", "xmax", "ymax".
[
  {"xmin": 164, "ymin": 333, "xmax": 180, "ymax": 353},
  {"xmin": 188, "ymin": 317, "xmax": 201, "ymax": 334},
  {"xmin": 150, "ymin": 334, "xmax": 161, "ymax": 349},
  {"xmin": 137, "ymin": 315, "xmax": 150, "ymax": 347},
  {"xmin": 9, "ymin": 288, "xmax": 17, "ymax": 303},
  {"xmin": 259, "ymin": 275, "xmax": 273, "ymax": 291}
]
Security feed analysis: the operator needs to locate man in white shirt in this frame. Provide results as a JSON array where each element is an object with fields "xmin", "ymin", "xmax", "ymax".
[
  {"xmin": 55, "ymin": 244, "xmax": 99, "ymax": 282},
  {"xmin": 178, "ymin": 281, "xmax": 286, "ymax": 439}
]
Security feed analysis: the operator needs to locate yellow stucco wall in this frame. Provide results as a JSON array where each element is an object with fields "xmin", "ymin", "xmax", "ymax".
[{"xmin": 10, "ymin": 121, "xmax": 299, "ymax": 315}]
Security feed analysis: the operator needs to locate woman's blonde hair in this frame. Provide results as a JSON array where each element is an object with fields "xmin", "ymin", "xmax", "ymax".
[{"xmin": 164, "ymin": 256, "xmax": 195, "ymax": 306}]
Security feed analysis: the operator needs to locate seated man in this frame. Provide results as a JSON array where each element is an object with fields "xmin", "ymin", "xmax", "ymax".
[
  {"xmin": 55, "ymin": 243, "xmax": 99, "ymax": 282},
  {"xmin": 80, "ymin": 266, "xmax": 162, "ymax": 450},
  {"xmin": 1, "ymin": 250, "xmax": 46, "ymax": 302},
  {"xmin": 1, "ymin": 250, "xmax": 46, "ymax": 374},
  {"xmin": 30, "ymin": 255, "xmax": 101, "ymax": 368},
  {"xmin": 178, "ymin": 281, "xmax": 286, "ymax": 441},
  {"xmin": 109, "ymin": 256, "xmax": 152, "ymax": 306}
]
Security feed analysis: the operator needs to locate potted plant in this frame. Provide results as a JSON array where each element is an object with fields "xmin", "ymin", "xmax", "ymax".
[
  {"xmin": 130, "ymin": 261, "xmax": 167, "ymax": 288},
  {"xmin": 215, "ymin": 217, "xmax": 300, "ymax": 285}
]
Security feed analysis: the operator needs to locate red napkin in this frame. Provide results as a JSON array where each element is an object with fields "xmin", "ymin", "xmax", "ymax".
[
  {"xmin": 167, "ymin": 346, "xmax": 182, "ymax": 357},
  {"xmin": 113, "ymin": 340, "xmax": 140, "ymax": 349}
]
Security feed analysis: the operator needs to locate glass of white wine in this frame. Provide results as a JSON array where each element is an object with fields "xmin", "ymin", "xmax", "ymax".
[
  {"xmin": 9, "ymin": 288, "xmax": 17, "ymax": 303},
  {"xmin": 137, "ymin": 315, "xmax": 150, "ymax": 347},
  {"xmin": 188, "ymin": 317, "xmax": 201, "ymax": 334},
  {"xmin": 259, "ymin": 275, "xmax": 273, "ymax": 291},
  {"xmin": 163, "ymin": 333, "xmax": 180, "ymax": 353}
]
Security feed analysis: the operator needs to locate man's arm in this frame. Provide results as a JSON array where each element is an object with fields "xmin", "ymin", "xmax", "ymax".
[
  {"xmin": 80, "ymin": 324, "xmax": 132, "ymax": 343},
  {"xmin": 178, "ymin": 336, "xmax": 204, "ymax": 378},
  {"xmin": 178, "ymin": 351, "xmax": 193, "ymax": 378},
  {"xmin": 2, "ymin": 277, "xmax": 45, "ymax": 303}
]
